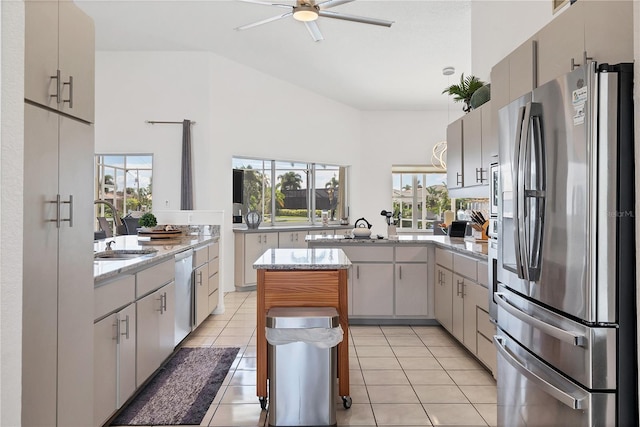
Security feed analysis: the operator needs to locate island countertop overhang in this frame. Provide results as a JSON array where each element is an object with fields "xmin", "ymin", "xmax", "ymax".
[{"xmin": 252, "ymin": 248, "xmax": 351, "ymax": 270}]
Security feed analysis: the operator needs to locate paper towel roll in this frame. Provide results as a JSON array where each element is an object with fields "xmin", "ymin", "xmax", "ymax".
[{"xmin": 443, "ymin": 210, "xmax": 454, "ymax": 227}]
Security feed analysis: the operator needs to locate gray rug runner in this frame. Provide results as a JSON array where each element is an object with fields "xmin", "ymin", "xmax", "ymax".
[{"xmin": 112, "ymin": 347, "xmax": 239, "ymax": 426}]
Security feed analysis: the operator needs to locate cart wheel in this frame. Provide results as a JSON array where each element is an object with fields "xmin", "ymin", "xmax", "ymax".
[
  {"xmin": 259, "ymin": 397, "xmax": 268, "ymax": 410},
  {"xmin": 342, "ymin": 396, "xmax": 352, "ymax": 409}
]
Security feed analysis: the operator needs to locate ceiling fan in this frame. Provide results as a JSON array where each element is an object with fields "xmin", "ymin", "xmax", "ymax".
[{"xmin": 235, "ymin": 0, "xmax": 394, "ymax": 42}]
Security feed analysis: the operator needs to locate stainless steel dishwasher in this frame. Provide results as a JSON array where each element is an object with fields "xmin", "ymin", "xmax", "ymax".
[{"xmin": 174, "ymin": 249, "xmax": 194, "ymax": 346}]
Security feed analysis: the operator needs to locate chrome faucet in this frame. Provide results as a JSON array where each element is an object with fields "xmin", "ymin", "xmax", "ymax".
[
  {"xmin": 105, "ymin": 240, "xmax": 115, "ymax": 251},
  {"xmin": 94, "ymin": 199, "xmax": 125, "ymax": 235}
]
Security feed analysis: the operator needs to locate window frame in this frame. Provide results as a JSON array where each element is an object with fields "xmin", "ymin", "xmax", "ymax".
[
  {"xmin": 233, "ymin": 156, "xmax": 348, "ymax": 226},
  {"xmin": 392, "ymin": 165, "xmax": 450, "ymax": 232}
]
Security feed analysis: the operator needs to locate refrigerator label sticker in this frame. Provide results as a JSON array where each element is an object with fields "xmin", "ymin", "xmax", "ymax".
[
  {"xmin": 574, "ymin": 105, "xmax": 585, "ymax": 125},
  {"xmin": 572, "ymin": 87, "xmax": 588, "ymax": 106}
]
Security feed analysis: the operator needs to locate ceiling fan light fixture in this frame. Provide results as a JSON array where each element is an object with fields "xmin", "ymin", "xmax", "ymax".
[{"xmin": 293, "ymin": 5, "xmax": 318, "ymax": 22}]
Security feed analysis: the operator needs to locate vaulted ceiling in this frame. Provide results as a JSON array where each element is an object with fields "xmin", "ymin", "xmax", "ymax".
[{"xmin": 77, "ymin": 0, "xmax": 472, "ymax": 110}]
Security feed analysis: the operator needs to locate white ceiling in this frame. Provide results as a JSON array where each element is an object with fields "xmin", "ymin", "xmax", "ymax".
[{"xmin": 76, "ymin": 0, "xmax": 472, "ymax": 110}]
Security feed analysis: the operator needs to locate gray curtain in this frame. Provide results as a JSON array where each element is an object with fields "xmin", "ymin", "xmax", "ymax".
[{"xmin": 181, "ymin": 119, "xmax": 193, "ymax": 210}]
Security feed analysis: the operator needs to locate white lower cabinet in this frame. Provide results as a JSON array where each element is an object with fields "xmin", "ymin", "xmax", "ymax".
[
  {"xmin": 194, "ymin": 262, "xmax": 210, "ymax": 327},
  {"xmin": 208, "ymin": 241, "xmax": 220, "ymax": 313},
  {"xmin": 351, "ymin": 263, "xmax": 394, "ymax": 316},
  {"xmin": 395, "ymin": 263, "xmax": 429, "ymax": 316},
  {"xmin": 434, "ymin": 265, "xmax": 453, "ymax": 332},
  {"xmin": 136, "ymin": 281, "xmax": 176, "ymax": 386},
  {"xmin": 435, "ymin": 248, "xmax": 495, "ymax": 375},
  {"xmin": 93, "ymin": 303, "xmax": 136, "ymax": 427},
  {"xmin": 235, "ymin": 232, "xmax": 279, "ymax": 287},
  {"xmin": 452, "ymin": 273, "xmax": 465, "ymax": 342},
  {"xmin": 278, "ymin": 231, "xmax": 307, "ymax": 248}
]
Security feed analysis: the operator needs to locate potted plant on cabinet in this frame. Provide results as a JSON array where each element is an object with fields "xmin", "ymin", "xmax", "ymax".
[{"xmin": 442, "ymin": 73, "xmax": 486, "ymax": 113}]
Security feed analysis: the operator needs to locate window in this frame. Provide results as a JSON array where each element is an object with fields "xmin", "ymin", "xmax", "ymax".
[
  {"xmin": 392, "ymin": 166, "xmax": 450, "ymax": 231},
  {"xmin": 232, "ymin": 157, "xmax": 347, "ymax": 225},
  {"xmin": 95, "ymin": 154, "xmax": 153, "ymax": 232}
]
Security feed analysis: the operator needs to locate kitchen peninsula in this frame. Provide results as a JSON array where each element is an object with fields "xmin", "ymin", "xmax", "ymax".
[
  {"xmin": 253, "ymin": 248, "xmax": 352, "ymax": 407},
  {"xmin": 93, "ymin": 231, "xmax": 220, "ymax": 427}
]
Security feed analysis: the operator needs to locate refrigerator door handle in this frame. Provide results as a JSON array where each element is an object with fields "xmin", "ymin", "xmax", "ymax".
[
  {"xmin": 495, "ymin": 292, "xmax": 586, "ymax": 347},
  {"xmin": 513, "ymin": 105, "xmax": 527, "ymax": 280},
  {"xmin": 526, "ymin": 103, "xmax": 546, "ymax": 281},
  {"xmin": 494, "ymin": 335, "xmax": 589, "ymax": 410},
  {"xmin": 516, "ymin": 102, "xmax": 546, "ymax": 282}
]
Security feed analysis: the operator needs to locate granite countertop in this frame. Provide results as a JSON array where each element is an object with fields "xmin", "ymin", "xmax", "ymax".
[
  {"xmin": 253, "ymin": 248, "xmax": 352, "ymax": 270},
  {"xmin": 233, "ymin": 224, "xmax": 352, "ymax": 233},
  {"xmin": 94, "ymin": 234, "xmax": 218, "ymax": 283},
  {"xmin": 306, "ymin": 234, "xmax": 488, "ymax": 260}
]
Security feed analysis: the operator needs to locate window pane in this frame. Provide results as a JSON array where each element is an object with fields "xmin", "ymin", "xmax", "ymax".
[
  {"xmin": 392, "ymin": 169, "xmax": 450, "ymax": 231},
  {"xmin": 235, "ymin": 160, "xmax": 272, "ymax": 225},
  {"xmin": 315, "ymin": 164, "xmax": 341, "ymax": 222},
  {"xmin": 275, "ymin": 162, "xmax": 309, "ymax": 223},
  {"xmin": 95, "ymin": 154, "xmax": 153, "ymax": 236}
]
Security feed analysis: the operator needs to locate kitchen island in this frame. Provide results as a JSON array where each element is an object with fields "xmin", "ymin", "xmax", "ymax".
[{"xmin": 253, "ymin": 248, "xmax": 352, "ymax": 407}]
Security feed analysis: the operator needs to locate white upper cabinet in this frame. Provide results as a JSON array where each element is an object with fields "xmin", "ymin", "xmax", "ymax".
[{"xmin": 25, "ymin": 0, "xmax": 95, "ymax": 123}]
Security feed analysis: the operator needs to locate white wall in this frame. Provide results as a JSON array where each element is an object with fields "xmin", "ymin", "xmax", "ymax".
[
  {"xmin": 95, "ymin": 51, "xmax": 365, "ymax": 292},
  {"xmin": 0, "ymin": 1, "xmax": 24, "ymax": 425},
  {"xmin": 471, "ymin": 0, "xmax": 556, "ymax": 80},
  {"xmin": 357, "ymin": 110, "xmax": 456, "ymax": 232}
]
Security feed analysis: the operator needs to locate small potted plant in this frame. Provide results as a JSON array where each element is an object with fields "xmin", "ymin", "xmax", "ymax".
[
  {"xmin": 138, "ymin": 212, "xmax": 158, "ymax": 232},
  {"xmin": 442, "ymin": 73, "xmax": 486, "ymax": 113}
]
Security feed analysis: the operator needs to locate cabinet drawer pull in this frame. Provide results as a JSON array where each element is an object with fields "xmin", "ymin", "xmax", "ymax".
[
  {"xmin": 356, "ymin": 265, "xmax": 359, "ymax": 280},
  {"xmin": 399, "ymin": 266, "xmax": 402, "ymax": 280}
]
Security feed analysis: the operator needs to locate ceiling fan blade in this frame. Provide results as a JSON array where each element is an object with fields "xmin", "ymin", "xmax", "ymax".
[
  {"xmin": 304, "ymin": 20, "xmax": 324, "ymax": 42},
  {"xmin": 317, "ymin": 0, "xmax": 355, "ymax": 10},
  {"xmin": 235, "ymin": 11, "xmax": 293, "ymax": 30},
  {"xmin": 237, "ymin": 0, "xmax": 294, "ymax": 9},
  {"xmin": 318, "ymin": 10, "xmax": 394, "ymax": 27}
]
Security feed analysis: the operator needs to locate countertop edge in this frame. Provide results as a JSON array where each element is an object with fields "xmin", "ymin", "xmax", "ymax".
[
  {"xmin": 307, "ymin": 237, "xmax": 488, "ymax": 261},
  {"xmin": 94, "ymin": 235, "xmax": 218, "ymax": 283}
]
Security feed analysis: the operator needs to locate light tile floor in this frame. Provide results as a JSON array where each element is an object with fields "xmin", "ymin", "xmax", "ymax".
[{"xmin": 160, "ymin": 291, "xmax": 496, "ymax": 427}]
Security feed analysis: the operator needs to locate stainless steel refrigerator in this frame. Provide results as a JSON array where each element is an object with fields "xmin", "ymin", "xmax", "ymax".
[{"xmin": 495, "ymin": 62, "xmax": 636, "ymax": 426}]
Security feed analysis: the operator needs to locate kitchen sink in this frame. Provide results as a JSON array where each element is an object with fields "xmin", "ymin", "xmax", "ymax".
[{"xmin": 94, "ymin": 248, "xmax": 158, "ymax": 261}]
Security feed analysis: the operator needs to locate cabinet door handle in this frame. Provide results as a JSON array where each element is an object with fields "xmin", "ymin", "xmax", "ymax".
[
  {"xmin": 47, "ymin": 194, "xmax": 62, "ymax": 228},
  {"xmin": 157, "ymin": 294, "xmax": 164, "ymax": 313},
  {"xmin": 456, "ymin": 279, "xmax": 464, "ymax": 296},
  {"xmin": 162, "ymin": 292, "xmax": 168, "ymax": 312},
  {"xmin": 198, "ymin": 270, "xmax": 203, "ymax": 286},
  {"xmin": 120, "ymin": 314, "xmax": 130, "ymax": 340},
  {"xmin": 356, "ymin": 265, "xmax": 359, "ymax": 279},
  {"xmin": 61, "ymin": 195, "xmax": 73, "ymax": 227},
  {"xmin": 456, "ymin": 172, "xmax": 463, "ymax": 186},
  {"xmin": 264, "ymin": 234, "xmax": 268, "ymax": 244},
  {"xmin": 290, "ymin": 234, "xmax": 293, "ymax": 242},
  {"xmin": 399, "ymin": 266, "xmax": 402, "ymax": 280},
  {"xmin": 571, "ymin": 51, "xmax": 593, "ymax": 70},
  {"xmin": 114, "ymin": 317, "xmax": 120, "ymax": 344},
  {"xmin": 295, "ymin": 234, "xmax": 298, "ymax": 242},
  {"xmin": 50, "ymin": 69, "xmax": 61, "ymax": 104},
  {"xmin": 63, "ymin": 75, "xmax": 73, "ymax": 108},
  {"xmin": 258, "ymin": 235, "xmax": 262, "ymax": 244}
]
